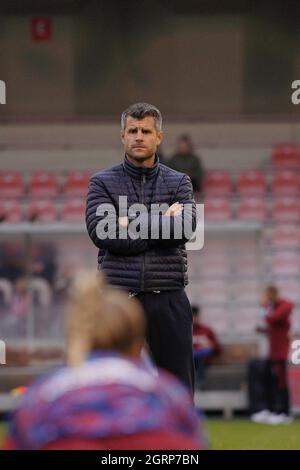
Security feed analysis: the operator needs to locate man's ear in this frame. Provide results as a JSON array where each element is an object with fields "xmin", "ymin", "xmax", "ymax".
[
  {"xmin": 121, "ymin": 130, "xmax": 125, "ymax": 144},
  {"xmin": 157, "ymin": 130, "xmax": 163, "ymax": 146}
]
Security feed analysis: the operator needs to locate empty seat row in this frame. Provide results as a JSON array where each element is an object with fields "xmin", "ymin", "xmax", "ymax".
[
  {"xmin": 0, "ymin": 171, "xmax": 91, "ymax": 198},
  {"xmin": 204, "ymin": 169, "xmax": 300, "ymax": 197},
  {"xmin": 0, "ymin": 199, "xmax": 86, "ymax": 222},
  {"xmin": 3, "ymin": 169, "xmax": 300, "ymax": 199},
  {"xmin": 204, "ymin": 197, "xmax": 300, "ymax": 222},
  {"xmin": 1, "ymin": 196, "xmax": 300, "ymax": 223}
]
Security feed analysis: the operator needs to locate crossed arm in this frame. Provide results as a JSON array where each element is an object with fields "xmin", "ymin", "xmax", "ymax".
[{"xmin": 86, "ymin": 174, "xmax": 197, "ymax": 256}]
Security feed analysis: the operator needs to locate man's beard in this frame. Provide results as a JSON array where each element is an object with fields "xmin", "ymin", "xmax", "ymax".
[{"xmin": 127, "ymin": 150, "xmax": 155, "ymax": 163}]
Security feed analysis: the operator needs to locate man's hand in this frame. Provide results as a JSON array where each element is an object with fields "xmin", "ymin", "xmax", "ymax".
[
  {"xmin": 165, "ymin": 202, "xmax": 183, "ymax": 217},
  {"xmin": 118, "ymin": 216, "xmax": 129, "ymax": 227}
]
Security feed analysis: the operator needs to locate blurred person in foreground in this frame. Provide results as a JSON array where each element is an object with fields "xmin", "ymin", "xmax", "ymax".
[
  {"xmin": 5, "ymin": 272, "xmax": 204, "ymax": 450},
  {"xmin": 250, "ymin": 285, "xmax": 294, "ymax": 425},
  {"xmin": 192, "ymin": 305, "xmax": 221, "ymax": 389},
  {"xmin": 168, "ymin": 134, "xmax": 204, "ymax": 193}
]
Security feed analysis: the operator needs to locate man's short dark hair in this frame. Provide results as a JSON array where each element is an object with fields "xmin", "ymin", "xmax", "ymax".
[{"xmin": 121, "ymin": 102, "xmax": 162, "ymax": 131}]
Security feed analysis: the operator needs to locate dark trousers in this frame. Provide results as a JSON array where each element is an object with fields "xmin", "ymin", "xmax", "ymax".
[
  {"xmin": 193, "ymin": 349, "xmax": 214, "ymax": 389},
  {"xmin": 135, "ymin": 289, "xmax": 195, "ymax": 395},
  {"xmin": 267, "ymin": 360, "xmax": 290, "ymax": 415},
  {"xmin": 248, "ymin": 359, "xmax": 290, "ymax": 415}
]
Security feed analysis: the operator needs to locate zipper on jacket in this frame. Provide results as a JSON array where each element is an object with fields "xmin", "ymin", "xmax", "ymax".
[{"xmin": 141, "ymin": 173, "xmax": 146, "ymax": 291}]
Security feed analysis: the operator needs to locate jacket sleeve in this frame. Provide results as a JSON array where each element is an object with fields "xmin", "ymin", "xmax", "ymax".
[
  {"xmin": 86, "ymin": 176, "xmax": 150, "ymax": 256},
  {"xmin": 266, "ymin": 301, "xmax": 293, "ymax": 326},
  {"xmin": 140, "ymin": 174, "xmax": 197, "ymax": 247}
]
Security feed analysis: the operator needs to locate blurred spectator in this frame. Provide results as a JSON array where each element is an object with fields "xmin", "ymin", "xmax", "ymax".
[
  {"xmin": 250, "ymin": 286, "xmax": 294, "ymax": 424},
  {"xmin": 29, "ymin": 243, "xmax": 57, "ymax": 287},
  {"xmin": 192, "ymin": 305, "xmax": 221, "ymax": 389},
  {"xmin": 168, "ymin": 135, "xmax": 204, "ymax": 192},
  {"xmin": 0, "ymin": 278, "xmax": 13, "ymax": 308},
  {"xmin": 0, "ymin": 243, "xmax": 26, "ymax": 282},
  {"xmin": 6, "ymin": 272, "xmax": 205, "ymax": 450},
  {"xmin": 10, "ymin": 277, "xmax": 29, "ymax": 320},
  {"xmin": 54, "ymin": 264, "xmax": 74, "ymax": 302}
]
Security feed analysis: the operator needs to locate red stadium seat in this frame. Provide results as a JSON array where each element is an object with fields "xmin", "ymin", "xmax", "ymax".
[
  {"xmin": 203, "ymin": 171, "xmax": 232, "ymax": 197},
  {"xmin": 271, "ymin": 170, "xmax": 300, "ymax": 196},
  {"xmin": 64, "ymin": 171, "xmax": 90, "ymax": 197},
  {"xmin": 0, "ymin": 172, "xmax": 24, "ymax": 198},
  {"xmin": 204, "ymin": 197, "xmax": 232, "ymax": 221},
  {"xmin": 272, "ymin": 144, "xmax": 300, "ymax": 168},
  {"xmin": 61, "ymin": 199, "xmax": 86, "ymax": 222},
  {"xmin": 28, "ymin": 171, "xmax": 60, "ymax": 198},
  {"xmin": 27, "ymin": 200, "xmax": 57, "ymax": 222},
  {"xmin": 236, "ymin": 170, "xmax": 266, "ymax": 197},
  {"xmin": 0, "ymin": 200, "xmax": 22, "ymax": 222},
  {"xmin": 236, "ymin": 197, "xmax": 267, "ymax": 222},
  {"xmin": 271, "ymin": 197, "xmax": 300, "ymax": 222}
]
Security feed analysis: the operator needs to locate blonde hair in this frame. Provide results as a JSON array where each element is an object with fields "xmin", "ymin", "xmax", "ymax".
[{"xmin": 66, "ymin": 271, "xmax": 146, "ymax": 367}]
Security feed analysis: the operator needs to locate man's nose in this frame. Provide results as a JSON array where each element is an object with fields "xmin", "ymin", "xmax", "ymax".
[{"xmin": 135, "ymin": 130, "xmax": 143, "ymax": 141}]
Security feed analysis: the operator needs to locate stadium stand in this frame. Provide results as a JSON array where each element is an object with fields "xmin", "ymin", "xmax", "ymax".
[
  {"xmin": 272, "ymin": 144, "xmax": 300, "ymax": 168},
  {"xmin": 0, "ymin": 200, "xmax": 22, "ymax": 222},
  {"xmin": 61, "ymin": 199, "xmax": 86, "ymax": 222},
  {"xmin": 0, "ymin": 172, "xmax": 24, "ymax": 199},
  {"xmin": 236, "ymin": 170, "xmax": 266, "ymax": 197},
  {"xmin": 203, "ymin": 197, "xmax": 232, "ymax": 221},
  {"xmin": 271, "ymin": 170, "xmax": 300, "ymax": 197},
  {"xmin": 63, "ymin": 171, "xmax": 90, "ymax": 197},
  {"xmin": 271, "ymin": 197, "xmax": 300, "ymax": 223},
  {"xmin": 28, "ymin": 172, "xmax": 60, "ymax": 198},
  {"xmin": 203, "ymin": 171, "xmax": 232, "ymax": 197},
  {"xmin": 236, "ymin": 197, "xmax": 267, "ymax": 222},
  {"xmin": 27, "ymin": 200, "xmax": 57, "ymax": 222},
  {"xmin": 1, "ymin": 128, "xmax": 300, "ymax": 416}
]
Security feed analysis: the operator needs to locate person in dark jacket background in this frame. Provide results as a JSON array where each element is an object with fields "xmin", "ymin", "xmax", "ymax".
[
  {"xmin": 251, "ymin": 285, "xmax": 294, "ymax": 424},
  {"xmin": 168, "ymin": 135, "xmax": 204, "ymax": 193},
  {"xmin": 86, "ymin": 103, "xmax": 197, "ymax": 393}
]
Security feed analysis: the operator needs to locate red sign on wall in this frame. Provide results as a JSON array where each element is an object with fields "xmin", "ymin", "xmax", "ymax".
[{"xmin": 31, "ymin": 17, "xmax": 52, "ymax": 42}]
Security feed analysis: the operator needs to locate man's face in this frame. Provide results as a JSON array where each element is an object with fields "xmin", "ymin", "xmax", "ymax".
[
  {"xmin": 178, "ymin": 140, "xmax": 191, "ymax": 155},
  {"xmin": 121, "ymin": 116, "xmax": 163, "ymax": 161}
]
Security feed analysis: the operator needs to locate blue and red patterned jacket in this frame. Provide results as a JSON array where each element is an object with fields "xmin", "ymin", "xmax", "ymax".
[{"xmin": 7, "ymin": 351, "xmax": 204, "ymax": 450}]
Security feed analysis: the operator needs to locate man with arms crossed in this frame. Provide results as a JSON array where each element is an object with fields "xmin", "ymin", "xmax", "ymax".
[{"xmin": 86, "ymin": 103, "xmax": 196, "ymax": 393}]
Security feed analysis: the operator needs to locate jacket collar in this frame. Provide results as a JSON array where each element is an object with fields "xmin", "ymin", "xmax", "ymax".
[{"xmin": 123, "ymin": 154, "xmax": 159, "ymax": 180}]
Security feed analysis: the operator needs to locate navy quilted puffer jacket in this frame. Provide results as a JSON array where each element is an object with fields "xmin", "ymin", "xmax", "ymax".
[{"xmin": 86, "ymin": 155, "xmax": 196, "ymax": 292}]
